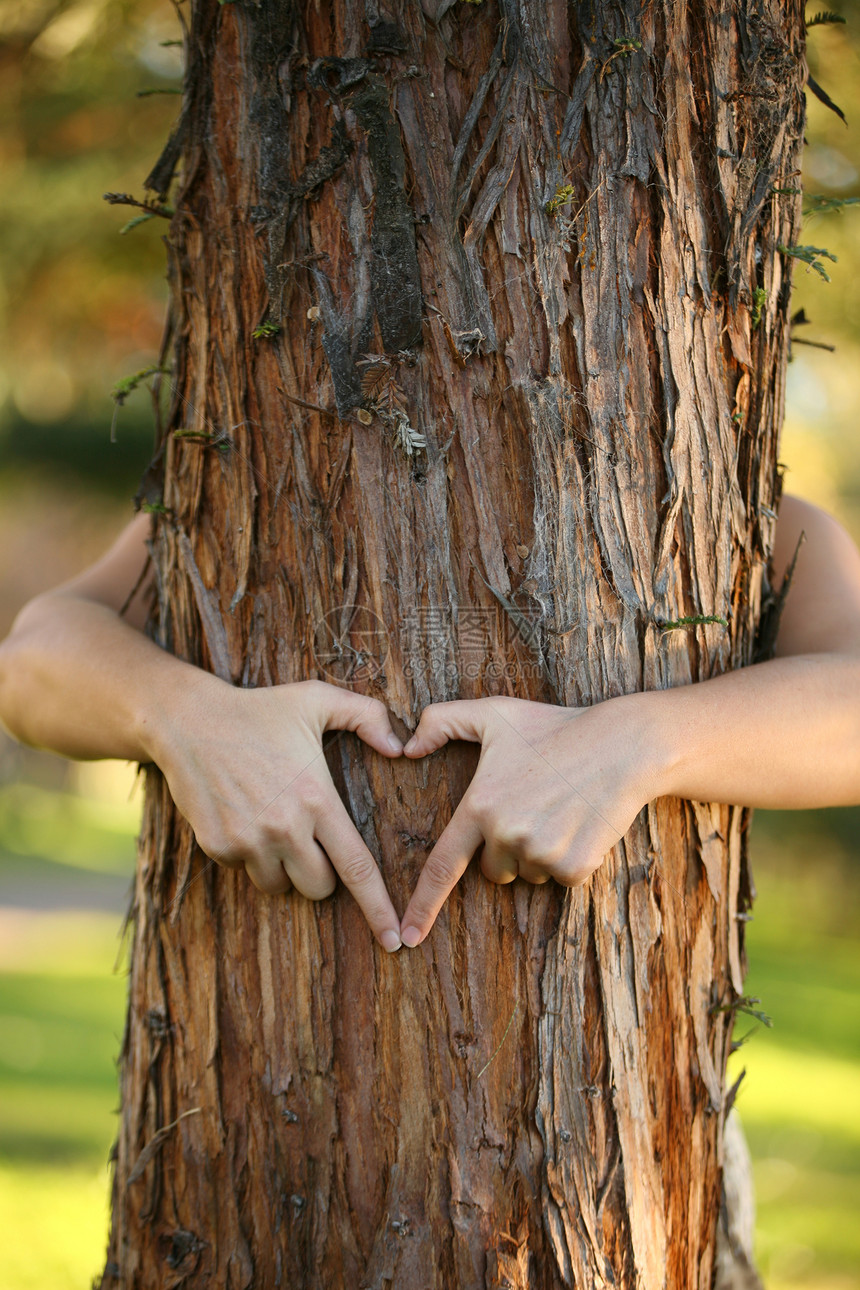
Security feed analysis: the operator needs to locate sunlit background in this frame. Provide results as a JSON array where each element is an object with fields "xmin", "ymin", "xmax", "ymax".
[{"xmin": 0, "ymin": 3, "xmax": 859, "ymax": 1288}]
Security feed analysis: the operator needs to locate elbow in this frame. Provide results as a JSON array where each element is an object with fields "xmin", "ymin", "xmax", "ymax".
[
  {"xmin": 0, "ymin": 632, "xmax": 28, "ymax": 745},
  {"xmin": 0, "ymin": 594, "xmax": 55, "ymax": 746}
]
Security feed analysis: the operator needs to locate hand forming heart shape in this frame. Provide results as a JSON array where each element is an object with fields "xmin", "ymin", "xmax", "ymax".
[{"xmin": 155, "ymin": 677, "xmax": 659, "ymax": 953}]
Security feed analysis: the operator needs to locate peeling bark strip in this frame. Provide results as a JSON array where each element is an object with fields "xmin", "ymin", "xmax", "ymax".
[
  {"xmin": 308, "ymin": 59, "xmax": 423, "ymax": 352},
  {"xmin": 104, "ymin": 3, "xmax": 805, "ymax": 1287}
]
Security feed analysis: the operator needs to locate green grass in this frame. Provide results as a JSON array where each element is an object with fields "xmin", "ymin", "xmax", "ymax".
[
  {"xmin": 0, "ymin": 914, "xmax": 126, "ymax": 1290},
  {"xmin": 0, "ymin": 971, "xmax": 126, "ymax": 1163},
  {"xmin": 0, "ymin": 914, "xmax": 129, "ymax": 1170},
  {"xmin": 0, "ymin": 1162, "xmax": 112, "ymax": 1290},
  {"xmin": 733, "ymin": 808, "xmax": 860, "ymax": 1289},
  {"xmin": 0, "ymin": 793, "xmax": 858, "ymax": 1289},
  {"xmin": 0, "ymin": 781, "xmax": 138, "ymax": 874}
]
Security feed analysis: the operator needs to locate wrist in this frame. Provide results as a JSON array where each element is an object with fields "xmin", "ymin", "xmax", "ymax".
[
  {"xmin": 612, "ymin": 688, "xmax": 685, "ymax": 803},
  {"xmin": 134, "ymin": 658, "xmax": 230, "ymax": 766}
]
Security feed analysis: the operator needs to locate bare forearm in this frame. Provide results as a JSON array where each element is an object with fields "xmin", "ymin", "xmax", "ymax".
[
  {"xmin": 0, "ymin": 588, "xmax": 407, "ymax": 946},
  {"xmin": 645, "ymin": 653, "xmax": 860, "ymax": 809},
  {"xmin": 0, "ymin": 593, "xmax": 210, "ymax": 762}
]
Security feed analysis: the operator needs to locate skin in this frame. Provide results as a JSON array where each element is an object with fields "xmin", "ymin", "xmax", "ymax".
[
  {"xmin": 1, "ymin": 496, "xmax": 859, "ymax": 952},
  {"xmin": 398, "ymin": 497, "xmax": 860, "ymax": 943},
  {"xmin": 0, "ymin": 517, "xmax": 406, "ymax": 952}
]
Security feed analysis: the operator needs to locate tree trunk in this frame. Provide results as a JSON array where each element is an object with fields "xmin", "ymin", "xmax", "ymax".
[{"xmin": 102, "ymin": 3, "xmax": 805, "ymax": 1286}]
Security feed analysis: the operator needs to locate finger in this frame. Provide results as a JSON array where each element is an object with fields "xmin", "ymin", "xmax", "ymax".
[
  {"xmin": 402, "ymin": 700, "xmax": 487, "ymax": 758},
  {"xmin": 316, "ymin": 683, "xmax": 404, "ymax": 757},
  {"xmin": 197, "ymin": 836, "xmax": 245, "ymax": 870},
  {"xmin": 479, "ymin": 840, "xmax": 519, "ymax": 885},
  {"xmin": 537, "ymin": 825, "xmax": 610, "ymax": 888},
  {"xmin": 400, "ymin": 809, "xmax": 485, "ymax": 946},
  {"xmin": 315, "ymin": 799, "xmax": 403, "ymax": 953},
  {"xmin": 516, "ymin": 858, "xmax": 553, "ymax": 885},
  {"xmin": 244, "ymin": 858, "xmax": 293, "ymax": 896},
  {"xmin": 546, "ymin": 847, "xmax": 605, "ymax": 888},
  {"xmin": 280, "ymin": 835, "xmax": 338, "ymax": 901}
]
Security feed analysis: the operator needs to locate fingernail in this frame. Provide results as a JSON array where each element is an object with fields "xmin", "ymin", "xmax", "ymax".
[
  {"xmin": 381, "ymin": 929, "xmax": 402, "ymax": 953},
  {"xmin": 401, "ymin": 925, "xmax": 422, "ymax": 948},
  {"xmin": 403, "ymin": 736, "xmax": 417, "ymax": 754},
  {"xmin": 387, "ymin": 734, "xmax": 404, "ymax": 754}
]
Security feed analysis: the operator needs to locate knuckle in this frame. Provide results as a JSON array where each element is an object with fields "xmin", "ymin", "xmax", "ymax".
[
  {"xmin": 337, "ymin": 851, "xmax": 378, "ymax": 889},
  {"xmin": 197, "ymin": 829, "xmax": 242, "ymax": 867},
  {"xmin": 482, "ymin": 695, "xmax": 511, "ymax": 723},
  {"xmin": 297, "ymin": 780, "xmax": 327, "ymax": 813},
  {"xmin": 293, "ymin": 678, "xmax": 325, "ymax": 709},
  {"xmin": 516, "ymin": 857, "xmax": 552, "ymax": 884},
  {"xmin": 248, "ymin": 866, "xmax": 290, "ymax": 896},
  {"xmin": 194, "ymin": 830, "xmax": 218, "ymax": 859},
  {"xmin": 422, "ymin": 700, "xmax": 448, "ymax": 718},
  {"xmin": 480, "ymin": 854, "xmax": 516, "ymax": 885},
  {"xmin": 217, "ymin": 853, "xmax": 247, "ymax": 872},
  {"xmin": 493, "ymin": 819, "xmax": 532, "ymax": 853},
  {"xmin": 355, "ymin": 698, "xmax": 388, "ymax": 734},
  {"xmin": 554, "ymin": 850, "xmax": 601, "ymax": 887},
  {"xmin": 559, "ymin": 869, "xmax": 590, "ymax": 889},
  {"xmin": 312, "ymin": 872, "xmax": 337, "ymax": 900},
  {"xmin": 421, "ymin": 852, "xmax": 457, "ymax": 894},
  {"xmin": 518, "ymin": 816, "xmax": 570, "ymax": 867},
  {"xmin": 524, "ymin": 837, "xmax": 568, "ymax": 870},
  {"xmin": 365, "ymin": 897, "xmax": 394, "ymax": 928},
  {"xmin": 465, "ymin": 788, "xmax": 496, "ymax": 827},
  {"xmin": 422, "ymin": 701, "xmax": 457, "ymax": 733},
  {"xmin": 291, "ymin": 869, "xmax": 336, "ymax": 901},
  {"xmin": 259, "ymin": 810, "xmax": 298, "ymax": 846}
]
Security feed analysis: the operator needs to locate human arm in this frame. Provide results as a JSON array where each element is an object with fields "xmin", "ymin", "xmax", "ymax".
[
  {"xmin": 0, "ymin": 514, "xmax": 404, "ymax": 950},
  {"xmin": 398, "ymin": 495, "xmax": 860, "ymax": 947}
]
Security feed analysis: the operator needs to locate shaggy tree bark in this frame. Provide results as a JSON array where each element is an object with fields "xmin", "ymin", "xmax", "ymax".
[{"xmin": 102, "ymin": 2, "xmax": 805, "ymax": 1286}]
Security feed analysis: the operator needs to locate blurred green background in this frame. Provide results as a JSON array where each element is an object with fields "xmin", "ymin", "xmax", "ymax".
[{"xmin": 0, "ymin": 2, "xmax": 859, "ymax": 1288}]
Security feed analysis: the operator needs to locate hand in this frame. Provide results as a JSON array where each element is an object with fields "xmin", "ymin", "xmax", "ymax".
[
  {"xmin": 398, "ymin": 695, "xmax": 660, "ymax": 946},
  {"xmin": 145, "ymin": 677, "xmax": 405, "ymax": 951}
]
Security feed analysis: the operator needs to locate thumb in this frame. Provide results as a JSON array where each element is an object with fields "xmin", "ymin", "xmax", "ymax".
[
  {"xmin": 318, "ymin": 684, "xmax": 404, "ymax": 756},
  {"xmin": 403, "ymin": 700, "xmax": 488, "ymax": 758}
]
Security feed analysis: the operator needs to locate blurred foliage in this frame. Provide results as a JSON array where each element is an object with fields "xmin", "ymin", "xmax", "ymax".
[
  {"xmin": 0, "ymin": 0, "xmax": 859, "ymax": 506},
  {"xmin": 0, "ymin": 1161, "xmax": 114, "ymax": 1290},
  {"xmin": 732, "ymin": 807, "xmax": 860, "ymax": 1289},
  {"xmin": 800, "ymin": 0, "xmax": 860, "ymax": 345},
  {"xmin": 0, "ymin": 0, "xmax": 182, "ymax": 495},
  {"xmin": 784, "ymin": 0, "xmax": 860, "ymax": 535},
  {"xmin": 0, "ymin": 908, "xmax": 126, "ymax": 1288}
]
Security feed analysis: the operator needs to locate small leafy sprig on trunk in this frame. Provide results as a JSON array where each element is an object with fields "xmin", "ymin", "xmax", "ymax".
[
  {"xmin": 111, "ymin": 364, "xmax": 171, "ymax": 405},
  {"xmin": 751, "ymin": 287, "xmax": 768, "ymax": 330},
  {"xmin": 110, "ymin": 364, "xmax": 171, "ymax": 441},
  {"xmin": 803, "ymin": 194, "xmax": 860, "ymax": 216},
  {"xmin": 545, "ymin": 184, "xmax": 575, "ymax": 217},
  {"xmin": 599, "ymin": 36, "xmax": 642, "ymax": 80},
  {"xmin": 777, "ymin": 243, "xmax": 838, "ymax": 281},
  {"xmin": 252, "ymin": 322, "xmax": 281, "ymax": 340},
  {"xmin": 357, "ymin": 354, "xmax": 427, "ymax": 457},
  {"xmin": 103, "ymin": 191, "xmax": 174, "ymax": 235},
  {"xmin": 806, "ymin": 11, "xmax": 846, "ymax": 27},
  {"xmin": 710, "ymin": 995, "xmax": 773, "ymax": 1028}
]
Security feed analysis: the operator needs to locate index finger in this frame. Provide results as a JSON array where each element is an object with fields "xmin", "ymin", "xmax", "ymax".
[
  {"xmin": 314, "ymin": 798, "xmax": 403, "ymax": 953},
  {"xmin": 400, "ymin": 807, "xmax": 485, "ymax": 947}
]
